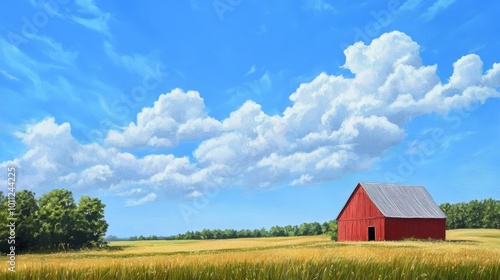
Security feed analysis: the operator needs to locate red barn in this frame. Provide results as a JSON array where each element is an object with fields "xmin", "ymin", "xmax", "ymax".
[{"xmin": 336, "ymin": 183, "xmax": 446, "ymax": 241}]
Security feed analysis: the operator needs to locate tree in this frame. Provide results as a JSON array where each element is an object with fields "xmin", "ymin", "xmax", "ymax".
[
  {"xmin": 201, "ymin": 229, "xmax": 213, "ymax": 239},
  {"xmin": 321, "ymin": 222, "xmax": 330, "ymax": 234},
  {"xmin": 73, "ymin": 196, "xmax": 108, "ymax": 247},
  {"xmin": 260, "ymin": 227, "xmax": 269, "ymax": 237},
  {"xmin": 465, "ymin": 200, "xmax": 484, "ymax": 228},
  {"xmin": 482, "ymin": 198, "xmax": 500, "ymax": 229},
  {"xmin": 270, "ymin": 226, "xmax": 285, "ymax": 237},
  {"xmin": 37, "ymin": 189, "xmax": 77, "ymax": 249},
  {"xmin": 328, "ymin": 220, "xmax": 338, "ymax": 241},
  {"xmin": 309, "ymin": 222, "xmax": 323, "ymax": 235},
  {"xmin": 223, "ymin": 229, "xmax": 236, "ymax": 239},
  {"xmin": 14, "ymin": 190, "xmax": 39, "ymax": 251},
  {"xmin": 440, "ymin": 199, "xmax": 500, "ymax": 230},
  {"xmin": 284, "ymin": 225, "xmax": 295, "ymax": 236},
  {"xmin": 0, "ymin": 192, "xmax": 9, "ymax": 253},
  {"xmin": 298, "ymin": 223, "xmax": 311, "ymax": 236}
]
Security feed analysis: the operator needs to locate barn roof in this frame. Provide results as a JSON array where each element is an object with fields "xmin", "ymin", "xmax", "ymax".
[{"xmin": 337, "ymin": 182, "xmax": 446, "ymax": 219}]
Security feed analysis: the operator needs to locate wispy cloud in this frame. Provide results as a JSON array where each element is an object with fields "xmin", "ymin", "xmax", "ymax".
[
  {"xmin": 0, "ymin": 69, "xmax": 20, "ymax": 81},
  {"xmin": 422, "ymin": 0, "xmax": 457, "ymax": 22},
  {"xmin": 72, "ymin": 0, "xmax": 111, "ymax": 35},
  {"xmin": 125, "ymin": 193, "xmax": 157, "ymax": 206},
  {"xmin": 398, "ymin": 0, "xmax": 424, "ymax": 12},
  {"xmin": 104, "ymin": 41, "xmax": 161, "ymax": 76},
  {"xmin": 34, "ymin": 36, "xmax": 79, "ymax": 66},
  {"xmin": 71, "ymin": 14, "xmax": 111, "ymax": 36},
  {"xmin": 245, "ymin": 65, "xmax": 257, "ymax": 76},
  {"xmin": 303, "ymin": 0, "xmax": 337, "ymax": 13},
  {"xmin": 30, "ymin": 0, "xmax": 111, "ymax": 36}
]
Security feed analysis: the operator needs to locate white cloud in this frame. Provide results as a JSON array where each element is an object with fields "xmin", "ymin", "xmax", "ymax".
[
  {"xmin": 71, "ymin": 0, "xmax": 111, "ymax": 35},
  {"xmin": 60, "ymin": 164, "xmax": 113, "ymax": 189},
  {"xmin": 34, "ymin": 36, "xmax": 79, "ymax": 66},
  {"xmin": 0, "ymin": 35, "xmax": 81, "ymax": 102},
  {"xmin": 291, "ymin": 174, "xmax": 313, "ymax": 186},
  {"xmin": 303, "ymin": 0, "xmax": 336, "ymax": 12},
  {"xmin": 116, "ymin": 188, "xmax": 144, "ymax": 197},
  {"xmin": 245, "ymin": 65, "xmax": 257, "ymax": 76},
  {"xmin": 186, "ymin": 190, "xmax": 203, "ymax": 199},
  {"xmin": 2, "ymin": 31, "xmax": 499, "ymax": 205},
  {"xmin": 125, "ymin": 193, "xmax": 157, "ymax": 207},
  {"xmin": 105, "ymin": 88, "xmax": 222, "ymax": 148},
  {"xmin": 0, "ymin": 69, "xmax": 20, "ymax": 81},
  {"xmin": 422, "ymin": 0, "xmax": 457, "ymax": 21},
  {"xmin": 30, "ymin": 0, "xmax": 111, "ymax": 36},
  {"xmin": 103, "ymin": 41, "xmax": 160, "ymax": 76},
  {"xmin": 398, "ymin": 0, "xmax": 424, "ymax": 12}
]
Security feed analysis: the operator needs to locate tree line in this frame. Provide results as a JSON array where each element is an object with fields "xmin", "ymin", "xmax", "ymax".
[
  {"xmin": 122, "ymin": 197, "xmax": 500, "ymax": 242},
  {"xmin": 0, "ymin": 189, "xmax": 108, "ymax": 253},
  {"xmin": 124, "ymin": 220, "xmax": 339, "ymax": 241},
  {"xmin": 439, "ymin": 198, "xmax": 499, "ymax": 229}
]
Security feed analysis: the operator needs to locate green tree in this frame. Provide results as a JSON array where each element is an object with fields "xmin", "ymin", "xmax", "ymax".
[
  {"xmin": 37, "ymin": 189, "xmax": 77, "ymax": 249},
  {"xmin": 309, "ymin": 222, "xmax": 323, "ymax": 235},
  {"xmin": 328, "ymin": 220, "xmax": 338, "ymax": 241},
  {"xmin": 223, "ymin": 229, "xmax": 236, "ymax": 239},
  {"xmin": 270, "ymin": 225, "xmax": 285, "ymax": 237},
  {"xmin": 321, "ymin": 222, "xmax": 330, "ymax": 234},
  {"xmin": 482, "ymin": 199, "xmax": 500, "ymax": 228},
  {"xmin": 0, "ymin": 191, "xmax": 9, "ymax": 253},
  {"xmin": 298, "ymin": 223, "xmax": 311, "ymax": 236},
  {"xmin": 465, "ymin": 200, "xmax": 484, "ymax": 228},
  {"xmin": 73, "ymin": 196, "xmax": 108, "ymax": 247},
  {"xmin": 14, "ymin": 190, "xmax": 39, "ymax": 251},
  {"xmin": 284, "ymin": 225, "xmax": 296, "ymax": 236},
  {"xmin": 201, "ymin": 229, "xmax": 213, "ymax": 239},
  {"xmin": 259, "ymin": 227, "xmax": 268, "ymax": 237}
]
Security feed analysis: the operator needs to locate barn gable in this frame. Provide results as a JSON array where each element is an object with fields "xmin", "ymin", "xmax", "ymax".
[{"xmin": 336, "ymin": 184, "xmax": 384, "ymax": 220}]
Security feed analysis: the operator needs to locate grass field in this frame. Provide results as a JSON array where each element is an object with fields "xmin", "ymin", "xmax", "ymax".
[{"xmin": 3, "ymin": 229, "xmax": 499, "ymax": 279}]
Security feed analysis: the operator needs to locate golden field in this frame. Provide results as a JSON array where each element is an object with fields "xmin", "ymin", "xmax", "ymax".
[{"xmin": 3, "ymin": 229, "xmax": 500, "ymax": 279}]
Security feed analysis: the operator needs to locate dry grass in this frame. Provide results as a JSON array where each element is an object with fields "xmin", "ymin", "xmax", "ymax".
[{"xmin": 4, "ymin": 229, "xmax": 500, "ymax": 279}]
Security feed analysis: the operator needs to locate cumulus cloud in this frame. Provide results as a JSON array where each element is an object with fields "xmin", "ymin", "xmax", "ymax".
[
  {"xmin": 2, "ymin": 31, "xmax": 499, "ymax": 205},
  {"xmin": 105, "ymin": 89, "xmax": 221, "ymax": 148}
]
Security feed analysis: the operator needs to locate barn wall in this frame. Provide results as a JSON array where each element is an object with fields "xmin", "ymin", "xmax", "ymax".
[
  {"xmin": 338, "ymin": 185, "xmax": 385, "ymax": 241},
  {"xmin": 338, "ymin": 218, "xmax": 385, "ymax": 241},
  {"xmin": 385, "ymin": 218, "xmax": 446, "ymax": 240}
]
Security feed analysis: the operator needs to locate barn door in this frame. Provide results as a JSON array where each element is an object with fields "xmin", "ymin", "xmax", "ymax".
[{"xmin": 368, "ymin": 226, "xmax": 375, "ymax": 241}]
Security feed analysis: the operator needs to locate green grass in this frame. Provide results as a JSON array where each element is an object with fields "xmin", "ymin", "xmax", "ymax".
[{"xmin": 2, "ymin": 229, "xmax": 499, "ymax": 279}]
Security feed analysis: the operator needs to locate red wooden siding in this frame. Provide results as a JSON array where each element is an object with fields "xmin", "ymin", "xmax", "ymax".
[
  {"xmin": 385, "ymin": 218, "xmax": 446, "ymax": 240},
  {"xmin": 338, "ymin": 218, "xmax": 385, "ymax": 241},
  {"xmin": 338, "ymin": 185, "xmax": 386, "ymax": 241},
  {"xmin": 337, "ymin": 183, "xmax": 446, "ymax": 241}
]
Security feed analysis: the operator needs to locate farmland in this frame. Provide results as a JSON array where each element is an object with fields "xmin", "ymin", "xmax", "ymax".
[{"xmin": 3, "ymin": 229, "xmax": 499, "ymax": 279}]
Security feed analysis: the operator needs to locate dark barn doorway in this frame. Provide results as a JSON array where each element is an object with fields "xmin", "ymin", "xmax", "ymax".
[{"xmin": 368, "ymin": 226, "xmax": 375, "ymax": 241}]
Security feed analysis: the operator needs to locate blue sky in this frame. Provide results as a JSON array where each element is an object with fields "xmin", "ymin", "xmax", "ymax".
[{"xmin": 1, "ymin": 0, "xmax": 499, "ymax": 237}]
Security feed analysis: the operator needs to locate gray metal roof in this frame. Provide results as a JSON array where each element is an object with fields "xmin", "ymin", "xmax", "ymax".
[{"xmin": 359, "ymin": 182, "xmax": 446, "ymax": 218}]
